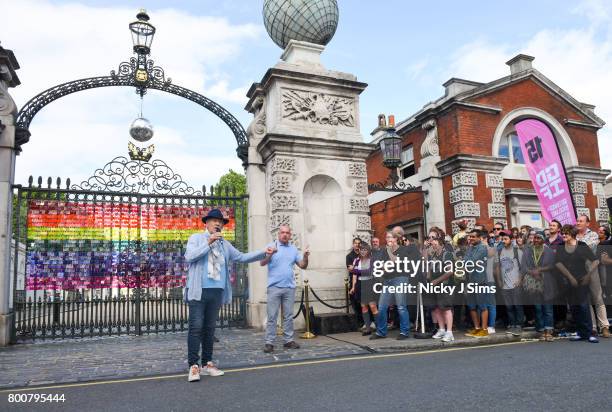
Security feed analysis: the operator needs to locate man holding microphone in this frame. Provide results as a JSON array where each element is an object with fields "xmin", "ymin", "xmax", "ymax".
[
  {"xmin": 184, "ymin": 208, "xmax": 275, "ymax": 382},
  {"xmin": 261, "ymin": 224, "xmax": 310, "ymax": 353}
]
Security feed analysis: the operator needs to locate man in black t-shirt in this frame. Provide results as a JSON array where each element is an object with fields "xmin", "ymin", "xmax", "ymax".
[{"xmin": 555, "ymin": 225, "xmax": 599, "ymax": 343}]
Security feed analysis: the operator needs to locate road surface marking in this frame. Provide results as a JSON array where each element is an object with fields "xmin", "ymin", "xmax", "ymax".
[{"xmin": 1, "ymin": 340, "xmax": 532, "ymax": 393}]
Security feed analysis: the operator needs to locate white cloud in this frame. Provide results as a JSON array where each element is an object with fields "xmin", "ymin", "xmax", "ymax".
[
  {"xmin": 405, "ymin": 58, "xmax": 429, "ymax": 81},
  {"xmin": 2, "ymin": 0, "xmax": 260, "ymax": 184}
]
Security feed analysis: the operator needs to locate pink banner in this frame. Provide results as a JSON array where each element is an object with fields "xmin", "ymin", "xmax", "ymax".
[{"xmin": 515, "ymin": 119, "xmax": 576, "ymax": 225}]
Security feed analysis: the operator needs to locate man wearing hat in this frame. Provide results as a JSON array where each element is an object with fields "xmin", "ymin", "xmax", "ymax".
[{"xmin": 184, "ymin": 208, "xmax": 275, "ymax": 382}]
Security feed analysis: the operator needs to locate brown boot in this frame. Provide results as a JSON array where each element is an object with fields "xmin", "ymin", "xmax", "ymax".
[{"xmin": 602, "ymin": 327, "xmax": 610, "ymax": 338}]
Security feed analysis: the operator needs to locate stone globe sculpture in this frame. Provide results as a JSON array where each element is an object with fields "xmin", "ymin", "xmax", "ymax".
[
  {"xmin": 129, "ymin": 117, "xmax": 154, "ymax": 142},
  {"xmin": 263, "ymin": 0, "xmax": 339, "ymax": 49}
]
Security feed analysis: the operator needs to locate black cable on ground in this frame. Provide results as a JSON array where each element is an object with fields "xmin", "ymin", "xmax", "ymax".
[{"xmin": 323, "ymin": 333, "xmax": 378, "ymax": 353}]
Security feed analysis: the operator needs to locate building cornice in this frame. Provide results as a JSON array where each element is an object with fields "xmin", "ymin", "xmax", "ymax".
[
  {"xmin": 246, "ymin": 66, "xmax": 367, "ymax": 112},
  {"xmin": 257, "ymin": 133, "xmax": 375, "ymax": 164},
  {"xmin": 436, "ymin": 154, "xmax": 509, "ymax": 177},
  {"xmin": 566, "ymin": 166, "xmax": 611, "ymax": 183}
]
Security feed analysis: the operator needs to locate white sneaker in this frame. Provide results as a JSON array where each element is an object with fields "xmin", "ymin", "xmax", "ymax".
[
  {"xmin": 487, "ymin": 327, "xmax": 496, "ymax": 334},
  {"xmin": 432, "ymin": 329, "xmax": 446, "ymax": 339},
  {"xmin": 201, "ymin": 361, "xmax": 225, "ymax": 377},
  {"xmin": 188, "ymin": 365, "xmax": 200, "ymax": 382},
  {"xmin": 441, "ymin": 331, "xmax": 455, "ymax": 342}
]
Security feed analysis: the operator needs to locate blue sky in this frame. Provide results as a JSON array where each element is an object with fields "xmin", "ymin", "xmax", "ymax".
[{"xmin": 3, "ymin": 0, "xmax": 612, "ymax": 186}]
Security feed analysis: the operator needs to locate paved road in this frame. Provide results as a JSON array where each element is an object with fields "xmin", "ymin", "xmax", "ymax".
[{"xmin": 1, "ymin": 339, "xmax": 610, "ymax": 412}]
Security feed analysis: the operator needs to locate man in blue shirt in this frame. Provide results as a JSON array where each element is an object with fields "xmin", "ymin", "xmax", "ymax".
[
  {"xmin": 261, "ymin": 224, "xmax": 310, "ymax": 353},
  {"xmin": 184, "ymin": 209, "xmax": 274, "ymax": 382}
]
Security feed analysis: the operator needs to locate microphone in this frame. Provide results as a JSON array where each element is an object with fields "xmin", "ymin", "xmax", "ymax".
[{"xmin": 215, "ymin": 227, "xmax": 224, "ymax": 246}]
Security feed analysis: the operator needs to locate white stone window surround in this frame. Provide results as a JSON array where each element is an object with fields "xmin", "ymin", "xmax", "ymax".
[{"xmin": 491, "ymin": 108, "xmax": 579, "ymax": 181}]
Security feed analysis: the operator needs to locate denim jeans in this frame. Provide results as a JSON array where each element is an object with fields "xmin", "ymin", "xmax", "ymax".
[
  {"xmin": 376, "ymin": 277, "xmax": 410, "ymax": 336},
  {"xmin": 187, "ymin": 288, "xmax": 223, "ymax": 366},
  {"xmin": 265, "ymin": 287, "xmax": 296, "ymax": 345},
  {"xmin": 486, "ymin": 304, "xmax": 496, "ymax": 328},
  {"xmin": 534, "ymin": 304, "xmax": 554, "ymax": 331},
  {"xmin": 502, "ymin": 288, "xmax": 524, "ymax": 327}
]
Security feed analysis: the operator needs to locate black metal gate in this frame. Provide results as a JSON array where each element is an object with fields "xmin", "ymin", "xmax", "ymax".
[{"xmin": 11, "ymin": 158, "xmax": 248, "ymax": 342}]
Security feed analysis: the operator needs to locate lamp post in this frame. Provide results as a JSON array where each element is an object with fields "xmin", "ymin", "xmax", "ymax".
[
  {"xmin": 368, "ymin": 116, "xmax": 422, "ymax": 194},
  {"xmin": 128, "ymin": 10, "xmax": 156, "ymax": 94},
  {"xmin": 367, "ymin": 114, "xmax": 429, "ymax": 241},
  {"xmin": 129, "ymin": 9, "xmax": 155, "ymax": 55}
]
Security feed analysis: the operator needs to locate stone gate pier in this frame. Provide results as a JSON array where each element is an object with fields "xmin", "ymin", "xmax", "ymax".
[{"xmin": 245, "ymin": 40, "xmax": 373, "ymax": 329}]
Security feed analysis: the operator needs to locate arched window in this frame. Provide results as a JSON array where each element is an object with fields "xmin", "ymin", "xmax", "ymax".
[{"xmin": 498, "ymin": 131, "xmax": 525, "ymax": 164}]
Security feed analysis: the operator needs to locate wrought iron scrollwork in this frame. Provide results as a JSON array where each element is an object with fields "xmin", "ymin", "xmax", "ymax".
[
  {"xmin": 15, "ymin": 61, "xmax": 248, "ymax": 163},
  {"xmin": 71, "ymin": 156, "xmax": 203, "ymax": 195},
  {"xmin": 111, "ymin": 57, "xmax": 137, "ymax": 80},
  {"xmin": 367, "ymin": 169, "xmax": 425, "ymax": 194}
]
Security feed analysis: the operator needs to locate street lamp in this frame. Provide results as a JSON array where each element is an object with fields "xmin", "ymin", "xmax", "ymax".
[
  {"xmin": 129, "ymin": 9, "xmax": 155, "ymax": 55},
  {"xmin": 368, "ymin": 115, "xmax": 425, "ymax": 194},
  {"xmin": 379, "ymin": 125, "xmax": 402, "ymax": 169}
]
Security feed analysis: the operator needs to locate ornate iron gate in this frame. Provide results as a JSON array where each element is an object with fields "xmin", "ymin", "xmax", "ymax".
[{"xmin": 11, "ymin": 157, "xmax": 248, "ymax": 342}]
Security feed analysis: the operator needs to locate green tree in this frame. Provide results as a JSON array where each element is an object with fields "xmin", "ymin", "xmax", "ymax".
[
  {"xmin": 216, "ymin": 169, "xmax": 246, "ymax": 195},
  {"xmin": 214, "ymin": 169, "xmax": 248, "ymax": 249}
]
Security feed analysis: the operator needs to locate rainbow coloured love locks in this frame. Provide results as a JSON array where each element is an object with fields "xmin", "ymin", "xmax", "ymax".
[{"xmin": 25, "ymin": 200, "xmax": 237, "ymax": 290}]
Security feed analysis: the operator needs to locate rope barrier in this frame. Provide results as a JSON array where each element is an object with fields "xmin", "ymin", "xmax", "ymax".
[
  {"xmin": 309, "ymin": 287, "xmax": 350, "ymax": 310},
  {"xmin": 292, "ymin": 289, "xmax": 305, "ymax": 319}
]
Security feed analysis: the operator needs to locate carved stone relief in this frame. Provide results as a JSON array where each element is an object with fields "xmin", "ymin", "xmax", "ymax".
[
  {"xmin": 246, "ymin": 95, "xmax": 266, "ymax": 139},
  {"xmin": 454, "ymin": 202, "xmax": 480, "ymax": 218},
  {"xmin": 281, "ymin": 89, "xmax": 355, "ymax": 127},
  {"xmin": 485, "ymin": 173, "xmax": 504, "ymax": 188},
  {"xmin": 271, "ymin": 194, "xmax": 298, "ymax": 211},
  {"xmin": 356, "ymin": 215, "xmax": 371, "ymax": 231},
  {"xmin": 354, "ymin": 180, "xmax": 368, "ymax": 195},
  {"xmin": 271, "ymin": 157, "xmax": 296, "ymax": 174},
  {"xmin": 348, "ymin": 162, "xmax": 367, "ymax": 178},
  {"xmin": 269, "ymin": 213, "xmax": 292, "ymax": 232},
  {"xmin": 270, "ymin": 175, "xmax": 291, "ymax": 193},
  {"xmin": 420, "ymin": 119, "xmax": 439, "ymax": 158},
  {"xmin": 452, "ymin": 171, "xmax": 478, "ymax": 187},
  {"xmin": 349, "ymin": 198, "xmax": 369, "ymax": 213},
  {"xmin": 449, "ymin": 187, "xmax": 474, "ymax": 204}
]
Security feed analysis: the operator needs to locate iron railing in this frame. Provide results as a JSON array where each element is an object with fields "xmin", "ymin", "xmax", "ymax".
[{"xmin": 11, "ymin": 174, "xmax": 248, "ymax": 342}]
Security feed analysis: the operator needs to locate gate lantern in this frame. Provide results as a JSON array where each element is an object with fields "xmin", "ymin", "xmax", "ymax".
[{"xmin": 129, "ymin": 9, "xmax": 156, "ymax": 55}]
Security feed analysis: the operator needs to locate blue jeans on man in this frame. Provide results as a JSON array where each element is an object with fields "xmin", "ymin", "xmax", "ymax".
[
  {"xmin": 376, "ymin": 276, "xmax": 410, "ymax": 337},
  {"xmin": 534, "ymin": 304, "xmax": 554, "ymax": 331},
  {"xmin": 187, "ymin": 288, "xmax": 223, "ymax": 366},
  {"xmin": 265, "ymin": 286, "xmax": 296, "ymax": 344}
]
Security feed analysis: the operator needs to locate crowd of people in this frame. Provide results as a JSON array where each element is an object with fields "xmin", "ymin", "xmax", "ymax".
[{"xmin": 347, "ymin": 215, "xmax": 612, "ymax": 344}]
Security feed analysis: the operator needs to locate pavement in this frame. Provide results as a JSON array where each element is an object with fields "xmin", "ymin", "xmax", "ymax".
[
  {"xmin": 0, "ymin": 326, "xmax": 539, "ymax": 390},
  {"xmin": 1, "ymin": 338, "xmax": 610, "ymax": 412}
]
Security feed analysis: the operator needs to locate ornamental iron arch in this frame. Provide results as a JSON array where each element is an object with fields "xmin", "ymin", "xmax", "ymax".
[{"xmin": 14, "ymin": 12, "xmax": 249, "ymax": 164}]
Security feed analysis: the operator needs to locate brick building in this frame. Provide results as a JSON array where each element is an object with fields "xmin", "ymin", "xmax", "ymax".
[{"xmin": 367, "ymin": 54, "xmax": 611, "ymax": 241}]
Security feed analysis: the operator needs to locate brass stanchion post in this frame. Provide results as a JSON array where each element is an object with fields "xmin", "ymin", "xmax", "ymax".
[
  {"xmin": 300, "ymin": 279, "xmax": 315, "ymax": 339},
  {"xmin": 344, "ymin": 276, "xmax": 350, "ymax": 314}
]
